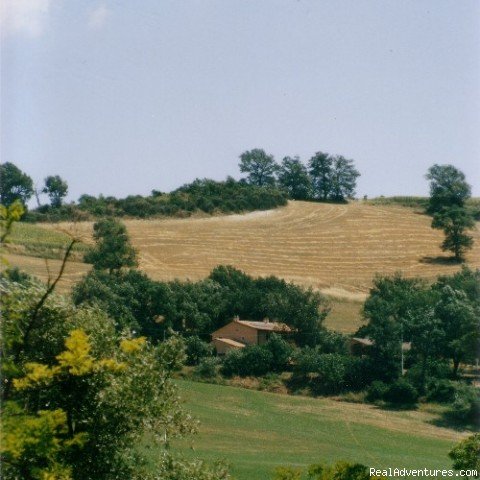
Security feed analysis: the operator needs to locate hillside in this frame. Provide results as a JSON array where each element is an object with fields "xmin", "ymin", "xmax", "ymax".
[
  {"xmin": 159, "ymin": 380, "xmax": 465, "ymax": 480},
  {"xmin": 4, "ymin": 201, "xmax": 479, "ymax": 331}
]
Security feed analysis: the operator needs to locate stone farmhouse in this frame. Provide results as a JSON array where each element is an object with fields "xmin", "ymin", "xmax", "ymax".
[{"xmin": 211, "ymin": 316, "xmax": 292, "ymax": 355}]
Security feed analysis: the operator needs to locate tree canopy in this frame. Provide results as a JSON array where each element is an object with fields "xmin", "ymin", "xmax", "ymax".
[
  {"xmin": 84, "ymin": 218, "xmax": 137, "ymax": 273},
  {"xmin": 426, "ymin": 164, "xmax": 471, "ymax": 214},
  {"xmin": 277, "ymin": 156, "xmax": 312, "ymax": 200},
  {"xmin": 239, "ymin": 149, "xmax": 278, "ymax": 187},
  {"xmin": 308, "ymin": 153, "xmax": 360, "ymax": 201},
  {"xmin": 43, "ymin": 175, "xmax": 68, "ymax": 207},
  {"xmin": 0, "ymin": 162, "xmax": 34, "ymax": 207}
]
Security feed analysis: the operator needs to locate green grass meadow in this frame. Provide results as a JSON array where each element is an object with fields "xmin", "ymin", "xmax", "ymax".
[
  {"xmin": 2, "ymin": 222, "xmax": 87, "ymax": 259},
  {"xmin": 159, "ymin": 380, "xmax": 460, "ymax": 480}
]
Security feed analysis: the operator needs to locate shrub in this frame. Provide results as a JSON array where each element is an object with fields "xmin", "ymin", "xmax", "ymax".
[
  {"xmin": 185, "ymin": 336, "xmax": 214, "ymax": 366},
  {"xmin": 383, "ymin": 379, "xmax": 419, "ymax": 407},
  {"xmin": 426, "ymin": 379, "xmax": 458, "ymax": 403},
  {"xmin": 311, "ymin": 354, "xmax": 348, "ymax": 395},
  {"xmin": 446, "ymin": 384, "xmax": 479, "ymax": 423},
  {"xmin": 194, "ymin": 357, "xmax": 219, "ymax": 378},
  {"xmin": 239, "ymin": 345, "xmax": 274, "ymax": 376},
  {"xmin": 221, "ymin": 349, "xmax": 245, "ymax": 377},
  {"xmin": 264, "ymin": 334, "xmax": 293, "ymax": 372},
  {"xmin": 366, "ymin": 381, "xmax": 388, "ymax": 403}
]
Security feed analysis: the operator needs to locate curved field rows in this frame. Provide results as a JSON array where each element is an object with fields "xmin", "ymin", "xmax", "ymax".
[{"xmin": 43, "ymin": 201, "xmax": 480, "ymax": 297}]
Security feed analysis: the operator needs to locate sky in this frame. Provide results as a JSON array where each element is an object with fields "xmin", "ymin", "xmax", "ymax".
[{"xmin": 1, "ymin": 0, "xmax": 479, "ymax": 203}]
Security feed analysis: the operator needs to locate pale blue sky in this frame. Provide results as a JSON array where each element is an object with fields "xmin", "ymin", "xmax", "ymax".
[{"xmin": 1, "ymin": 0, "xmax": 479, "ymax": 203}]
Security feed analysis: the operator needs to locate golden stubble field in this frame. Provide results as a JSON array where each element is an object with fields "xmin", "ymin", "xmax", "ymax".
[{"xmin": 21, "ymin": 201, "xmax": 479, "ymax": 297}]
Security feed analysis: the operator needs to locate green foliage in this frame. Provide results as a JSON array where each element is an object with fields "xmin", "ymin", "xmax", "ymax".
[
  {"xmin": 382, "ymin": 379, "xmax": 419, "ymax": 407},
  {"xmin": 1, "ymin": 279, "xmax": 229, "ymax": 479},
  {"xmin": 0, "ymin": 162, "xmax": 34, "ymax": 207},
  {"xmin": 185, "ymin": 336, "xmax": 214, "ymax": 366},
  {"xmin": 449, "ymin": 434, "xmax": 480, "ymax": 475},
  {"xmin": 426, "ymin": 164, "xmax": 471, "ymax": 215},
  {"xmin": 31, "ymin": 178, "xmax": 288, "ymax": 221},
  {"xmin": 308, "ymin": 152, "xmax": 360, "ymax": 201},
  {"xmin": 432, "ymin": 283, "xmax": 479, "ymax": 376},
  {"xmin": 307, "ymin": 461, "xmax": 376, "ymax": 480},
  {"xmin": 366, "ymin": 381, "xmax": 388, "ymax": 403},
  {"xmin": 291, "ymin": 349, "xmax": 352, "ymax": 395},
  {"xmin": 362, "ymin": 274, "xmax": 427, "ymax": 382},
  {"xmin": 431, "ymin": 206, "xmax": 475, "ymax": 261},
  {"xmin": 264, "ymin": 334, "xmax": 294, "ymax": 372},
  {"xmin": 277, "ymin": 156, "xmax": 312, "ymax": 200},
  {"xmin": 1, "ymin": 200, "xmax": 25, "ymax": 244},
  {"xmin": 84, "ymin": 218, "xmax": 137, "ymax": 273},
  {"xmin": 239, "ymin": 149, "xmax": 278, "ymax": 187},
  {"xmin": 194, "ymin": 357, "xmax": 220, "ymax": 379},
  {"xmin": 43, "ymin": 175, "xmax": 69, "ymax": 208},
  {"xmin": 272, "ymin": 466, "xmax": 303, "ymax": 480},
  {"xmin": 222, "ymin": 345, "xmax": 273, "ymax": 377},
  {"xmin": 446, "ymin": 384, "xmax": 479, "ymax": 423}
]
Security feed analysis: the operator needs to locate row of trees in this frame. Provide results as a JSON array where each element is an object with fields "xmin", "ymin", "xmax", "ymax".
[
  {"xmin": 239, "ymin": 149, "xmax": 361, "ymax": 201},
  {"xmin": 0, "ymin": 162, "xmax": 68, "ymax": 208}
]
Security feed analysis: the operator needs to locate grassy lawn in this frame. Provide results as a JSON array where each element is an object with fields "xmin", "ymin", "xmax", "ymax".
[{"xmin": 160, "ymin": 380, "xmax": 464, "ymax": 480}]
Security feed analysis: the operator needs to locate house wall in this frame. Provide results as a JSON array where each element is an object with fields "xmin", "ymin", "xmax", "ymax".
[{"xmin": 212, "ymin": 322, "xmax": 258, "ymax": 345}]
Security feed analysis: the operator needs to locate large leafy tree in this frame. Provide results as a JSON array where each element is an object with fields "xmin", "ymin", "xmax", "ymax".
[
  {"xmin": 425, "ymin": 164, "xmax": 471, "ymax": 214},
  {"xmin": 308, "ymin": 153, "xmax": 360, "ymax": 201},
  {"xmin": 432, "ymin": 284, "xmax": 479, "ymax": 376},
  {"xmin": 0, "ymin": 162, "xmax": 34, "ymax": 207},
  {"xmin": 361, "ymin": 274, "xmax": 427, "ymax": 381},
  {"xmin": 329, "ymin": 156, "xmax": 360, "ymax": 201},
  {"xmin": 239, "ymin": 148, "xmax": 277, "ymax": 187},
  {"xmin": 277, "ymin": 156, "xmax": 312, "ymax": 200},
  {"xmin": 43, "ymin": 175, "xmax": 68, "ymax": 207},
  {"xmin": 432, "ymin": 206, "xmax": 475, "ymax": 261},
  {"xmin": 84, "ymin": 218, "xmax": 137, "ymax": 273},
  {"xmin": 308, "ymin": 152, "xmax": 333, "ymax": 200}
]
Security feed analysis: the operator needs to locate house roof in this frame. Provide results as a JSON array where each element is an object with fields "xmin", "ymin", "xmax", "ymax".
[
  {"xmin": 351, "ymin": 337, "xmax": 412, "ymax": 350},
  {"xmin": 235, "ymin": 319, "xmax": 292, "ymax": 332},
  {"xmin": 212, "ymin": 337, "xmax": 246, "ymax": 348}
]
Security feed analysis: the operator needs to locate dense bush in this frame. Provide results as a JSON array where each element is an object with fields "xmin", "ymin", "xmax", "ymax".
[
  {"xmin": 383, "ymin": 379, "xmax": 419, "ymax": 407},
  {"xmin": 221, "ymin": 346, "xmax": 273, "ymax": 377},
  {"xmin": 185, "ymin": 336, "xmax": 214, "ymax": 366},
  {"xmin": 194, "ymin": 357, "xmax": 220, "ymax": 378},
  {"xmin": 27, "ymin": 178, "xmax": 288, "ymax": 222},
  {"xmin": 446, "ymin": 384, "xmax": 479, "ymax": 423},
  {"xmin": 264, "ymin": 334, "xmax": 294, "ymax": 372},
  {"xmin": 366, "ymin": 381, "xmax": 388, "ymax": 403}
]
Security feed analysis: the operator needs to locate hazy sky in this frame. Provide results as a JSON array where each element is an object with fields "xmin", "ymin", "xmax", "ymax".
[{"xmin": 1, "ymin": 0, "xmax": 479, "ymax": 203}]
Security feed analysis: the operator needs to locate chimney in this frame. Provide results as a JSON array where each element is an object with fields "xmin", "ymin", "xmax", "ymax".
[
  {"xmin": 233, "ymin": 315, "xmax": 240, "ymax": 322},
  {"xmin": 263, "ymin": 317, "xmax": 269, "ymax": 324}
]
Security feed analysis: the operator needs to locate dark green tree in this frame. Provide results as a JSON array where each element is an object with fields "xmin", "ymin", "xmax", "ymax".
[
  {"xmin": 239, "ymin": 149, "xmax": 277, "ymax": 187},
  {"xmin": 308, "ymin": 153, "xmax": 360, "ymax": 201},
  {"xmin": 84, "ymin": 218, "xmax": 137, "ymax": 274},
  {"xmin": 308, "ymin": 152, "xmax": 333, "ymax": 200},
  {"xmin": 362, "ymin": 274, "xmax": 427, "ymax": 381},
  {"xmin": 433, "ymin": 285, "xmax": 479, "ymax": 376},
  {"xmin": 425, "ymin": 164, "xmax": 471, "ymax": 214},
  {"xmin": 329, "ymin": 156, "xmax": 360, "ymax": 201},
  {"xmin": 277, "ymin": 156, "xmax": 312, "ymax": 200},
  {"xmin": 0, "ymin": 162, "xmax": 34, "ymax": 207},
  {"xmin": 42, "ymin": 175, "xmax": 68, "ymax": 207},
  {"xmin": 432, "ymin": 206, "xmax": 475, "ymax": 261}
]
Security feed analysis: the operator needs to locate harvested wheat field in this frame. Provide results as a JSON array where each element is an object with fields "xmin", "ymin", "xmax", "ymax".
[{"xmin": 37, "ymin": 201, "xmax": 480, "ymax": 298}]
